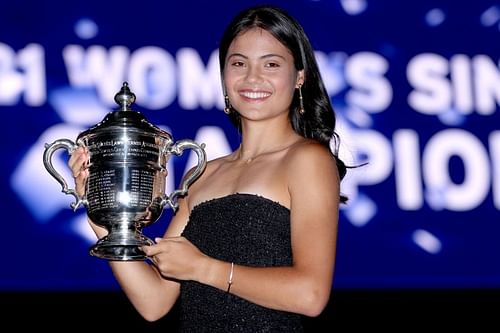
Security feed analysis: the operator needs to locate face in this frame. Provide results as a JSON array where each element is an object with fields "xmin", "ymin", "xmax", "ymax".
[{"xmin": 223, "ymin": 27, "xmax": 304, "ymax": 122}]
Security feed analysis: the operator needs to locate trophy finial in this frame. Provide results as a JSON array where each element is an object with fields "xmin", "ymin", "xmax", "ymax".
[{"xmin": 114, "ymin": 81, "xmax": 136, "ymax": 111}]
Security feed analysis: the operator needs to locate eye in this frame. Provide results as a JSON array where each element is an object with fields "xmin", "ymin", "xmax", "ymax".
[
  {"xmin": 265, "ymin": 62, "xmax": 280, "ymax": 68},
  {"xmin": 231, "ymin": 61, "xmax": 245, "ymax": 67}
]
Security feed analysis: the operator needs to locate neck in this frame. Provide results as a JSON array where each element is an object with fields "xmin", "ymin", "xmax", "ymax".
[
  {"xmin": 236, "ymin": 114, "xmax": 300, "ymax": 161},
  {"xmin": 237, "ymin": 128, "xmax": 301, "ymax": 163}
]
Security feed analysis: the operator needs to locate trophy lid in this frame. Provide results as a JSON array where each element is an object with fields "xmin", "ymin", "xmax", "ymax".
[{"xmin": 77, "ymin": 82, "xmax": 172, "ymax": 141}]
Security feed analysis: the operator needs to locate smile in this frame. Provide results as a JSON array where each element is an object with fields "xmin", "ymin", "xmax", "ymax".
[{"xmin": 239, "ymin": 91, "xmax": 272, "ymax": 99}]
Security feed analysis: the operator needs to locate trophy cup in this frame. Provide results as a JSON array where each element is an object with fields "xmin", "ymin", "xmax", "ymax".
[{"xmin": 43, "ymin": 82, "xmax": 207, "ymax": 261}]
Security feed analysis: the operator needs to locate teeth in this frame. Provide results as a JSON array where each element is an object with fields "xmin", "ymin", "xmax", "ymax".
[{"xmin": 240, "ymin": 91, "xmax": 271, "ymax": 99}]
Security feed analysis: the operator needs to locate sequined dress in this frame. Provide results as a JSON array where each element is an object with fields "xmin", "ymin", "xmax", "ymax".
[{"xmin": 179, "ymin": 193, "xmax": 304, "ymax": 332}]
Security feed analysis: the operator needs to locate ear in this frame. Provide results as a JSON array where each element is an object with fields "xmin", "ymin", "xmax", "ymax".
[{"xmin": 296, "ymin": 70, "xmax": 305, "ymax": 88}]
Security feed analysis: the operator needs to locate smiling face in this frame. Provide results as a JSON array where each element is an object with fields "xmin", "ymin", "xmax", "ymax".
[{"xmin": 223, "ymin": 27, "xmax": 304, "ymax": 123}]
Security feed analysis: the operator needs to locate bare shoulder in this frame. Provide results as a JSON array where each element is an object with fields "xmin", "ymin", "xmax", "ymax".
[
  {"xmin": 285, "ymin": 140, "xmax": 341, "ymax": 219},
  {"xmin": 285, "ymin": 139, "xmax": 339, "ymax": 174},
  {"xmin": 283, "ymin": 139, "xmax": 340, "ymax": 199}
]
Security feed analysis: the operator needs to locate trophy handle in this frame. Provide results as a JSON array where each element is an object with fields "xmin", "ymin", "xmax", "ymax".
[
  {"xmin": 43, "ymin": 138, "xmax": 87, "ymax": 211},
  {"xmin": 164, "ymin": 139, "xmax": 207, "ymax": 211}
]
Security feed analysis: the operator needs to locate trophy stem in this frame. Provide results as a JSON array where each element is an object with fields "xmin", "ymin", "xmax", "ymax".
[{"xmin": 89, "ymin": 223, "xmax": 154, "ymax": 261}]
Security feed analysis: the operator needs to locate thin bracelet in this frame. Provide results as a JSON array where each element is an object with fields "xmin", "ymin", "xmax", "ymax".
[{"xmin": 226, "ymin": 262, "xmax": 234, "ymax": 293}]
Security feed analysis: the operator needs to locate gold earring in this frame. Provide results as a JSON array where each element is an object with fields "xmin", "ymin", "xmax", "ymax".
[
  {"xmin": 298, "ymin": 84, "xmax": 305, "ymax": 115},
  {"xmin": 224, "ymin": 94, "xmax": 231, "ymax": 114}
]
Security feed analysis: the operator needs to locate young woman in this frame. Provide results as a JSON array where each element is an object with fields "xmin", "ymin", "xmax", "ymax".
[{"xmin": 69, "ymin": 5, "xmax": 348, "ymax": 332}]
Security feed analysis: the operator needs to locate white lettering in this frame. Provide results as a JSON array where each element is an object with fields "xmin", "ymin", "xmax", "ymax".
[
  {"xmin": 393, "ymin": 129, "xmax": 423, "ymax": 210},
  {"xmin": 340, "ymin": 129, "xmax": 393, "ymax": 199},
  {"xmin": 473, "ymin": 55, "xmax": 500, "ymax": 115},
  {"xmin": 177, "ymin": 48, "xmax": 223, "ymax": 110},
  {"xmin": 490, "ymin": 131, "xmax": 500, "ymax": 209},
  {"xmin": 422, "ymin": 129, "xmax": 490, "ymax": 211},
  {"xmin": 0, "ymin": 43, "xmax": 45, "ymax": 106},
  {"xmin": 184, "ymin": 126, "xmax": 232, "ymax": 175},
  {"xmin": 345, "ymin": 52, "xmax": 392, "ymax": 112},
  {"xmin": 63, "ymin": 45, "xmax": 129, "ymax": 105},
  {"xmin": 128, "ymin": 46, "xmax": 176, "ymax": 110},
  {"xmin": 407, "ymin": 53, "xmax": 451, "ymax": 114},
  {"xmin": 450, "ymin": 54, "xmax": 473, "ymax": 114}
]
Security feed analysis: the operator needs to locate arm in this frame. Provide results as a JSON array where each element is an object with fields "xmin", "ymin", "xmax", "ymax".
[
  {"xmin": 109, "ymin": 197, "xmax": 190, "ymax": 321},
  {"xmin": 222, "ymin": 142, "xmax": 340, "ymax": 316}
]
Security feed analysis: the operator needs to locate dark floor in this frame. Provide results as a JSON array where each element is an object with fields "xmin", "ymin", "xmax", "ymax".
[{"xmin": 3, "ymin": 289, "xmax": 498, "ymax": 331}]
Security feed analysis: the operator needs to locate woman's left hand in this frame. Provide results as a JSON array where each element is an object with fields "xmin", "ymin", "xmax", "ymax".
[{"xmin": 141, "ymin": 236, "xmax": 206, "ymax": 281}]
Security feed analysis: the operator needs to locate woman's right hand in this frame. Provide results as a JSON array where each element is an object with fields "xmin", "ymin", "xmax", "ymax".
[
  {"xmin": 68, "ymin": 146, "xmax": 89, "ymax": 198},
  {"xmin": 68, "ymin": 146, "xmax": 107, "ymax": 237}
]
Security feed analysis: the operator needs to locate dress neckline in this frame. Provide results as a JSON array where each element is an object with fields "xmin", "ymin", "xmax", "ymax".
[{"xmin": 191, "ymin": 193, "xmax": 290, "ymax": 213}]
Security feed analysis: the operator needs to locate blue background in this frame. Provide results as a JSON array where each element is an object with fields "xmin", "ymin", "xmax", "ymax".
[{"xmin": 1, "ymin": 0, "xmax": 499, "ymax": 294}]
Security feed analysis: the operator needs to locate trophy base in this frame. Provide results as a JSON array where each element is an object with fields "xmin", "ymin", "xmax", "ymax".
[{"xmin": 89, "ymin": 234, "xmax": 154, "ymax": 261}]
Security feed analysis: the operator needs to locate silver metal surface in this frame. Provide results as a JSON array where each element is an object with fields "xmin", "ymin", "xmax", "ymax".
[{"xmin": 43, "ymin": 82, "xmax": 207, "ymax": 261}]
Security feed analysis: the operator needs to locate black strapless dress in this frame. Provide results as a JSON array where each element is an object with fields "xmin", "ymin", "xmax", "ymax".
[{"xmin": 179, "ymin": 193, "xmax": 304, "ymax": 332}]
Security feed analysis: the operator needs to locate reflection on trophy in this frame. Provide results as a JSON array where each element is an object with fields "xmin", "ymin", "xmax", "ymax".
[{"xmin": 43, "ymin": 82, "xmax": 207, "ymax": 261}]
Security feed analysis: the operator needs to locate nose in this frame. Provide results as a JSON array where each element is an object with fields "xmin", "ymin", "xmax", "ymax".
[{"xmin": 245, "ymin": 65, "xmax": 262, "ymax": 83}]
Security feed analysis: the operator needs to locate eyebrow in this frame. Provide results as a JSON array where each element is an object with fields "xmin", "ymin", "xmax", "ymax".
[{"xmin": 227, "ymin": 53, "xmax": 287, "ymax": 61}]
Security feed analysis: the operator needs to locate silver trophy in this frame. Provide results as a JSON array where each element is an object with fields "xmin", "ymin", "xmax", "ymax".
[{"xmin": 43, "ymin": 82, "xmax": 207, "ymax": 261}]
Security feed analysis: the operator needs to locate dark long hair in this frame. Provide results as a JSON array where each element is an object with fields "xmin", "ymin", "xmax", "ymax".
[{"xmin": 219, "ymin": 5, "xmax": 349, "ymax": 203}]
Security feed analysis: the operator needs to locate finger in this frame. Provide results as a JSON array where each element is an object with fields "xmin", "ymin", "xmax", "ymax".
[
  {"xmin": 75, "ymin": 169, "xmax": 89, "ymax": 184},
  {"xmin": 156, "ymin": 236, "xmax": 184, "ymax": 243},
  {"xmin": 74, "ymin": 165, "xmax": 89, "ymax": 179},
  {"xmin": 68, "ymin": 153, "xmax": 79, "ymax": 170},
  {"xmin": 73, "ymin": 154, "xmax": 89, "ymax": 178},
  {"xmin": 68, "ymin": 148, "xmax": 87, "ymax": 175},
  {"xmin": 140, "ymin": 244, "xmax": 163, "ymax": 257},
  {"xmin": 142, "ymin": 251, "xmax": 158, "ymax": 266},
  {"xmin": 68, "ymin": 146, "xmax": 85, "ymax": 163}
]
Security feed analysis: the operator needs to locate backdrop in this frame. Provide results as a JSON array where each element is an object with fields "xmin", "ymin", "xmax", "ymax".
[{"xmin": 1, "ymin": 0, "xmax": 499, "ymax": 291}]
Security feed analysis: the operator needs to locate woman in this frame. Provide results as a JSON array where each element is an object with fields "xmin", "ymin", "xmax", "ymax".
[{"xmin": 69, "ymin": 5, "xmax": 348, "ymax": 332}]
